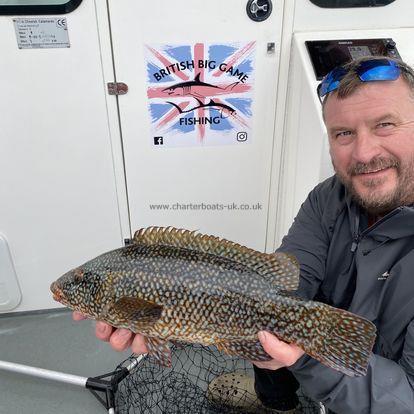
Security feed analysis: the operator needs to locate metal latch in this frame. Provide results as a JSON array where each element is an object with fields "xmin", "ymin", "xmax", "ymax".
[{"xmin": 107, "ymin": 82, "xmax": 128, "ymax": 95}]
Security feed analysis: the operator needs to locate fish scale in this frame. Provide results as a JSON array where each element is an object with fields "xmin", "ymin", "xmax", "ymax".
[{"xmin": 51, "ymin": 226, "xmax": 376, "ymax": 377}]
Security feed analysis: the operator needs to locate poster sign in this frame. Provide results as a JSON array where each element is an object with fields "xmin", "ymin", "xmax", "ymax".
[{"xmin": 145, "ymin": 42, "xmax": 256, "ymax": 147}]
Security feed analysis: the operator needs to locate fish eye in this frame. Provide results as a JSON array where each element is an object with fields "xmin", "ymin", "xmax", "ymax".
[{"xmin": 73, "ymin": 269, "xmax": 84, "ymax": 283}]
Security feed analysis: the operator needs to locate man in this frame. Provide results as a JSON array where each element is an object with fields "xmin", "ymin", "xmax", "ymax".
[{"xmin": 75, "ymin": 56, "xmax": 414, "ymax": 413}]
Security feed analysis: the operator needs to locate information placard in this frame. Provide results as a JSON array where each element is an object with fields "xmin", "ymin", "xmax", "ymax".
[{"xmin": 13, "ymin": 18, "xmax": 70, "ymax": 49}]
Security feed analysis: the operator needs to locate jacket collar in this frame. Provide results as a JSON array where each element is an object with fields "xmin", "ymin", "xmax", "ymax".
[{"xmin": 342, "ymin": 178, "xmax": 414, "ymax": 240}]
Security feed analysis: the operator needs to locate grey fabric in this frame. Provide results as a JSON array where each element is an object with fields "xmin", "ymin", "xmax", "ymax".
[{"xmin": 277, "ymin": 175, "xmax": 414, "ymax": 413}]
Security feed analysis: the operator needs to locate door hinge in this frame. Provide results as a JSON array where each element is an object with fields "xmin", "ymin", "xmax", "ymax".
[{"xmin": 107, "ymin": 82, "xmax": 128, "ymax": 95}]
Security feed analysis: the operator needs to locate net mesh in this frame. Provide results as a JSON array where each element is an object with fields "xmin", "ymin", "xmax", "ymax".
[{"xmin": 115, "ymin": 343, "xmax": 321, "ymax": 414}]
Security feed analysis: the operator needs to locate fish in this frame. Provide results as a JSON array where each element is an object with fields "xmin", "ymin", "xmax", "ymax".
[
  {"xmin": 162, "ymin": 73, "xmax": 239, "ymax": 98},
  {"xmin": 167, "ymin": 98, "xmax": 236, "ymax": 118},
  {"xmin": 50, "ymin": 226, "xmax": 376, "ymax": 377}
]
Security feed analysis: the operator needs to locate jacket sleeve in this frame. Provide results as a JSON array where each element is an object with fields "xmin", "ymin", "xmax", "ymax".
[
  {"xmin": 275, "ymin": 180, "xmax": 414, "ymax": 412},
  {"xmin": 289, "ymin": 319, "xmax": 414, "ymax": 413},
  {"xmin": 276, "ymin": 181, "xmax": 331, "ymax": 301}
]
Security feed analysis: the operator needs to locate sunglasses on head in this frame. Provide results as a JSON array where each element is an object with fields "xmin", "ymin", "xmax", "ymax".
[{"xmin": 317, "ymin": 58, "xmax": 403, "ymax": 103}]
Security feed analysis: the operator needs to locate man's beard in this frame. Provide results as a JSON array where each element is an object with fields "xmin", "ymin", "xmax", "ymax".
[{"xmin": 334, "ymin": 155, "xmax": 414, "ymax": 216}]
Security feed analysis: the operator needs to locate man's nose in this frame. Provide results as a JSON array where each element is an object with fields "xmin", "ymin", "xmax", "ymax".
[{"xmin": 351, "ymin": 130, "xmax": 382, "ymax": 164}]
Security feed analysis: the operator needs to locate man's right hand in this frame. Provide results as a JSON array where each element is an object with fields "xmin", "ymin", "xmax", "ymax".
[{"xmin": 72, "ymin": 311, "xmax": 148, "ymax": 354}]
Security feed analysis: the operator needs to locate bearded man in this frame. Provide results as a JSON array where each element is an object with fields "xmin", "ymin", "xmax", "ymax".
[{"xmin": 76, "ymin": 56, "xmax": 414, "ymax": 414}]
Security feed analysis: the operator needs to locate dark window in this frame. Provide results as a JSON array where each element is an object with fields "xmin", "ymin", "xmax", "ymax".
[
  {"xmin": 0, "ymin": 0, "xmax": 82, "ymax": 15},
  {"xmin": 309, "ymin": 0, "xmax": 396, "ymax": 7}
]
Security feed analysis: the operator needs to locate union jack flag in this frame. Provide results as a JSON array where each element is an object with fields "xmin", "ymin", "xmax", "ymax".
[{"xmin": 145, "ymin": 42, "xmax": 256, "ymax": 147}]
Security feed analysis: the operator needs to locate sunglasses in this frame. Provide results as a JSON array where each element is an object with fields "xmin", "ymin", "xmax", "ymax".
[{"xmin": 317, "ymin": 58, "xmax": 403, "ymax": 103}]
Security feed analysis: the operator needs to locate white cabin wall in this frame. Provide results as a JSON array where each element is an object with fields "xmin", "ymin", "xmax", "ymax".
[
  {"xmin": 0, "ymin": 0, "xmax": 129, "ymax": 312},
  {"xmin": 294, "ymin": 0, "xmax": 414, "ymax": 32}
]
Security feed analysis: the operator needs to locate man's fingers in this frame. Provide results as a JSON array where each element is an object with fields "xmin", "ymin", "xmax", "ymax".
[
  {"xmin": 72, "ymin": 311, "xmax": 87, "ymax": 321},
  {"xmin": 94, "ymin": 322, "xmax": 147, "ymax": 354},
  {"xmin": 95, "ymin": 321, "xmax": 114, "ymax": 341},
  {"xmin": 258, "ymin": 331, "xmax": 304, "ymax": 367},
  {"xmin": 109, "ymin": 329, "xmax": 134, "ymax": 352},
  {"xmin": 131, "ymin": 334, "xmax": 149, "ymax": 355}
]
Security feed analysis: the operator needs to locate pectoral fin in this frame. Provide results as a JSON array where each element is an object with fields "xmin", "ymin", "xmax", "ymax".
[
  {"xmin": 216, "ymin": 340, "xmax": 272, "ymax": 362},
  {"xmin": 112, "ymin": 297, "xmax": 163, "ymax": 325},
  {"xmin": 144, "ymin": 336, "xmax": 172, "ymax": 367}
]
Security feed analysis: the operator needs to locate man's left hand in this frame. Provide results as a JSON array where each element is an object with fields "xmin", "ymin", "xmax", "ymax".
[{"xmin": 252, "ymin": 331, "xmax": 305, "ymax": 370}]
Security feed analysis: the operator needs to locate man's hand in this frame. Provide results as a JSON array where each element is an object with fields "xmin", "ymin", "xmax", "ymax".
[
  {"xmin": 252, "ymin": 331, "xmax": 305, "ymax": 370},
  {"xmin": 72, "ymin": 311, "xmax": 148, "ymax": 354}
]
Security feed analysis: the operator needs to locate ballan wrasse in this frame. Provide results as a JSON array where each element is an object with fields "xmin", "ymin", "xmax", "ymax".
[{"xmin": 51, "ymin": 227, "xmax": 376, "ymax": 377}]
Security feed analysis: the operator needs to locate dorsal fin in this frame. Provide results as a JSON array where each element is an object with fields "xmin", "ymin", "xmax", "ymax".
[
  {"xmin": 194, "ymin": 73, "xmax": 201, "ymax": 82},
  {"xmin": 133, "ymin": 227, "xmax": 299, "ymax": 290}
]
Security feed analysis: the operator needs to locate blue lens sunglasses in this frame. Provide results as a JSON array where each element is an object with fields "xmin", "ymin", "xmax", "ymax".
[{"xmin": 317, "ymin": 58, "xmax": 404, "ymax": 103}]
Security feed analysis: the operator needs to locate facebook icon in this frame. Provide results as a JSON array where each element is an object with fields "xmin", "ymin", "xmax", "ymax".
[{"xmin": 154, "ymin": 136, "xmax": 164, "ymax": 145}]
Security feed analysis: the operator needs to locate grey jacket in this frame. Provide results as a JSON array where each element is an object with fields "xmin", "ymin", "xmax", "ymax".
[{"xmin": 280, "ymin": 175, "xmax": 414, "ymax": 413}]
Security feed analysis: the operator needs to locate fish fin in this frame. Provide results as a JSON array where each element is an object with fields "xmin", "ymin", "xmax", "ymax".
[
  {"xmin": 170, "ymin": 340, "xmax": 186, "ymax": 350},
  {"xmin": 145, "ymin": 336, "xmax": 172, "ymax": 367},
  {"xmin": 133, "ymin": 227, "xmax": 299, "ymax": 290},
  {"xmin": 194, "ymin": 73, "xmax": 201, "ymax": 82},
  {"xmin": 194, "ymin": 97, "xmax": 204, "ymax": 106},
  {"xmin": 260, "ymin": 253, "xmax": 300, "ymax": 290},
  {"xmin": 216, "ymin": 340, "xmax": 271, "ymax": 361},
  {"xmin": 306, "ymin": 306, "xmax": 376, "ymax": 377},
  {"xmin": 166, "ymin": 101, "xmax": 183, "ymax": 114},
  {"xmin": 112, "ymin": 297, "xmax": 163, "ymax": 325},
  {"xmin": 225, "ymin": 81, "xmax": 239, "ymax": 90}
]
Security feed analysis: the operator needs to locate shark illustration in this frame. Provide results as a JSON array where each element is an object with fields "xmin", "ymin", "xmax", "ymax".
[
  {"xmin": 167, "ymin": 98, "xmax": 237, "ymax": 118},
  {"xmin": 162, "ymin": 73, "xmax": 239, "ymax": 98}
]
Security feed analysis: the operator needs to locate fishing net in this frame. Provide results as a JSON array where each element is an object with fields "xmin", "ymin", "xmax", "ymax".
[{"xmin": 115, "ymin": 343, "xmax": 322, "ymax": 414}]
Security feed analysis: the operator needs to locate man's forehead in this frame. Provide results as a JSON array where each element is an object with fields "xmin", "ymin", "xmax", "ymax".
[{"xmin": 323, "ymin": 79, "xmax": 414, "ymax": 124}]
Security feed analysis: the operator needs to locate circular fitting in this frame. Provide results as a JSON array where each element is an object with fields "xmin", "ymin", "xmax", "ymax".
[{"xmin": 246, "ymin": 0, "xmax": 272, "ymax": 22}]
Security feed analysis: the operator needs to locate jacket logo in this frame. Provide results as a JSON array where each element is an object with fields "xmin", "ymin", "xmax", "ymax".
[{"xmin": 378, "ymin": 271, "xmax": 390, "ymax": 281}]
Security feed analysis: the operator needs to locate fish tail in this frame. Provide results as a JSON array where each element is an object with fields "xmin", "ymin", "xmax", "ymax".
[
  {"xmin": 166, "ymin": 101, "xmax": 183, "ymax": 114},
  {"xmin": 306, "ymin": 305, "xmax": 376, "ymax": 377}
]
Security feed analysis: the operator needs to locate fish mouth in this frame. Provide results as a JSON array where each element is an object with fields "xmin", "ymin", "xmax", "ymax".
[{"xmin": 50, "ymin": 281, "xmax": 66, "ymax": 304}]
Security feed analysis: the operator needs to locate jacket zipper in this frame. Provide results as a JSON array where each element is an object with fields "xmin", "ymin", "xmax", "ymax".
[
  {"xmin": 350, "ymin": 207, "xmax": 403, "ymax": 253},
  {"xmin": 351, "ymin": 213, "xmax": 360, "ymax": 253}
]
